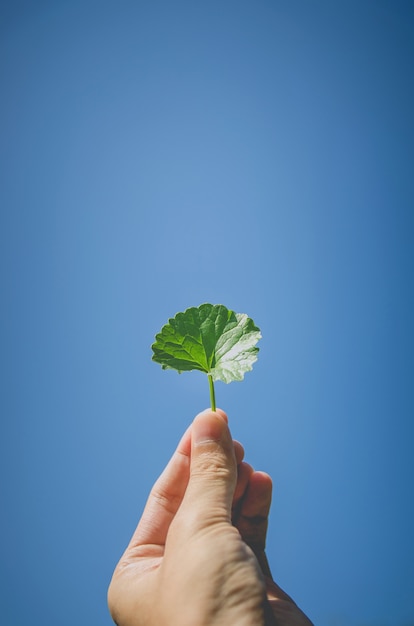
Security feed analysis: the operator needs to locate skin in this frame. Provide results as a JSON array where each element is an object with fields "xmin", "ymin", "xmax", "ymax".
[{"xmin": 108, "ymin": 409, "xmax": 314, "ymax": 626}]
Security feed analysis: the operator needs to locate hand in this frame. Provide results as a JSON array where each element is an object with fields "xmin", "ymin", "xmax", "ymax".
[{"xmin": 108, "ymin": 409, "xmax": 313, "ymax": 626}]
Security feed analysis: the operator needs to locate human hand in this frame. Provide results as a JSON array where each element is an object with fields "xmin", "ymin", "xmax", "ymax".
[{"xmin": 108, "ymin": 409, "xmax": 313, "ymax": 626}]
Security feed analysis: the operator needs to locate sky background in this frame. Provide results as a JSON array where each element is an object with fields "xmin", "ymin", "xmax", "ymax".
[{"xmin": 1, "ymin": 1, "xmax": 413, "ymax": 625}]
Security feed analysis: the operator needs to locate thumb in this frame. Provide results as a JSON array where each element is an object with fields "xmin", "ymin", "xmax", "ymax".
[{"xmin": 179, "ymin": 409, "xmax": 237, "ymax": 528}]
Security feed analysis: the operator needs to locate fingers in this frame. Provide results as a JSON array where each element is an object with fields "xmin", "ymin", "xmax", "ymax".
[
  {"xmin": 234, "ymin": 471, "xmax": 273, "ymax": 575},
  {"xmin": 127, "ymin": 406, "xmax": 268, "ymax": 556},
  {"xmin": 233, "ymin": 439, "xmax": 245, "ymax": 465},
  {"xmin": 127, "ymin": 409, "xmax": 242, "ymax": 549},
  {"xmin": 233, "ymin": 461, "xmax": 254, "ymax": 509},
  {"xmin": 129, "ymin": 423, "xmax": 193, "ymax": 547},
  {"xmin": 239, "ymin": 471, "xmax": 273, "ymax": 522},
  {"xmin": 178, "ymin": 409, "xmax": 237, "ymax": 527}
]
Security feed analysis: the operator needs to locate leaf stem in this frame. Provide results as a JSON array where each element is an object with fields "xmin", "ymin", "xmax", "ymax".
[{"xmin": 208, "ymin": 374, "xmax": 216, "ymax": 412}]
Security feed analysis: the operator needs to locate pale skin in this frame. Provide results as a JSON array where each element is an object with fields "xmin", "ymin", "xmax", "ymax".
[{"xmin": 108, "ymin": 409, "xmax": 314, "ymax": 626}]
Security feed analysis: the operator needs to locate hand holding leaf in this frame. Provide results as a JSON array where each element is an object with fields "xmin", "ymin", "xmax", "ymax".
[{"xmin": 151, "ymin": 303, "xmax": 261, "ymax": 410}]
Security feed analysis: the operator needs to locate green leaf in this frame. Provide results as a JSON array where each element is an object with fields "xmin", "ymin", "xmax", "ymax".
[{"xmin": 151, "ymin": 304, "xmax": 261, "ymax": 409}]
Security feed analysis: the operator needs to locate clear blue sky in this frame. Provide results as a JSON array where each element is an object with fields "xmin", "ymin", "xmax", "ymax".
[{"xmin": 1, "ymin": 2, "xmax": 413, "ymax": 625}]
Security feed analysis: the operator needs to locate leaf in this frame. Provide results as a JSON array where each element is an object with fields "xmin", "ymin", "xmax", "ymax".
[{"xmin": 151, "ymin": 303, "xmax": 261, "ymax": 384}]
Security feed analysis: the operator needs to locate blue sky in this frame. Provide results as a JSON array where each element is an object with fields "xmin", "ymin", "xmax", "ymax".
[{"xmin": 1, "ymin": 2, "xmax": 413, "ymax": 625}]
